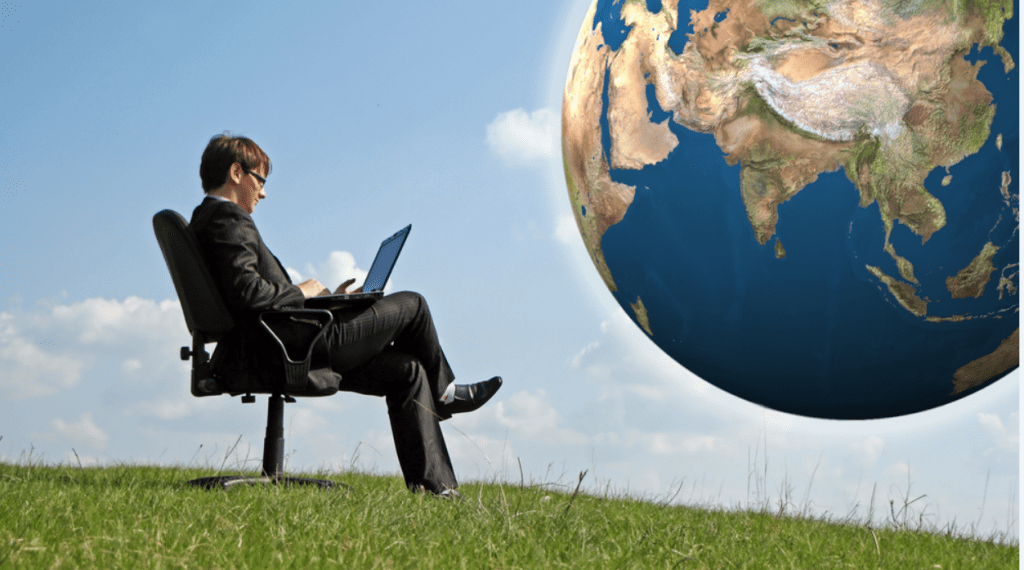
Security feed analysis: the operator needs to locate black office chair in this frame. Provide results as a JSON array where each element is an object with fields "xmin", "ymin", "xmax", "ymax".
[{"xmin": 153, "ymin": 209, "xmax": 345, "ymax": 489}]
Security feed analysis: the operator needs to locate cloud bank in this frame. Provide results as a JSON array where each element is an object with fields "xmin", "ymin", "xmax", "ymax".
[
  {"xmin": 486, "ymin": 108, "xmax": 559, "ymax": 168},
  {"xmin": 0, "ymin": 287, "xmax": 1016, "ymax": 540}
]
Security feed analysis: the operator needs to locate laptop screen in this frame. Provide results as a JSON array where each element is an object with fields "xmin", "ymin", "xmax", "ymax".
[{"xmin": 362, "ymin": 224, "xmax": 411, "ymax": 292}]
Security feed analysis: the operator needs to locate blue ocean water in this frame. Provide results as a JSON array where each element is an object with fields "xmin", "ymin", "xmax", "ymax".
[
  {"xmin": 669, "ymin": 0, "xmax": 710, "ymax": 54},
  {"xmin": 595, "ymin": 4, "xmax": 1019, "ymax": 418},
  {"xmin": 593, "ymin": 0, "xmax": 632, "ymax": 51}
]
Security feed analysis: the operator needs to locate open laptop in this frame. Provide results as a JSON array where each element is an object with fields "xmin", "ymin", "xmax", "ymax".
[{"xmin": 304, "ymin": 224, "xmax": 411, "ymax": 309}]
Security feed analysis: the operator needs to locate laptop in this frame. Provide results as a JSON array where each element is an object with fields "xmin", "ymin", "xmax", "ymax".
[{"xmin": 304, "ymin": 224, "xmax": 411, "ymax": 309}]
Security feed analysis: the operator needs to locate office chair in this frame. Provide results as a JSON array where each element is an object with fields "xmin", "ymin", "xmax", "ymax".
[{"xmin": 153, "ymin": 209, "xmax": 345, "ymax": 490}]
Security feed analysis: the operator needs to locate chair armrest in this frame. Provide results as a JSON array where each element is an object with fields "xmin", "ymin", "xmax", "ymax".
[{"xmin": 258, "ymin": 309, "xmax": 334, "ymax": 392}]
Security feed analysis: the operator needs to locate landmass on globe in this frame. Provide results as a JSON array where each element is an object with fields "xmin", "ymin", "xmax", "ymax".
[
  {"xmin": 562, "ymin": 0, "xmax": 1017, "ymax": 390},
  {"xmin": 630, "ymin": 296, "xmax": 654, "ymax": 335},
  {"xmin": 952, "ymin": 328, "xmax": 1019, "ymax": 393}
]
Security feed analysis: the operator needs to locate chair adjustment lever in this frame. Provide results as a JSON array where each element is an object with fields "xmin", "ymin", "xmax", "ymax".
[
  {"xmin": 242, "ymin": 393, "xmax": 256, "ymax": 404},
  {"xmin": 180, "ymin": 346, "xmax": 191, "ymax": 361}
]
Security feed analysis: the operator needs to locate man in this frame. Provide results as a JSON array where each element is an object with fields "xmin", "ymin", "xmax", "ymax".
[{"xmin": 190, "ymin": 132, "xmax": 501, "ymax": 495}]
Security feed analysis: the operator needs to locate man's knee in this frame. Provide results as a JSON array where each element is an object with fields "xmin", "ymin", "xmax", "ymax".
[
  {"xmin": 392, "ymin": 290, "xmax": 427, "ymax": 311},
  {"xmin": 396, "ymin": 352, "xmax": 425, "ymax": 379},
  {"xmin": 380, "ymin": 352, "xmax": 431, "ymax": 410},
  {"xmin": 377, "ymin": 350, "xmax": 427, "ymax": 388}
]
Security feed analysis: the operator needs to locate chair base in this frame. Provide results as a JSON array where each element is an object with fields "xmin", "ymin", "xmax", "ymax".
[{"xmin": 188, "ymin": 475, "xmax": 349, "ymax": 490}]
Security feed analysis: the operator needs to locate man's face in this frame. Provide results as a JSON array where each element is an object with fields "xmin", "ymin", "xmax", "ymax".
[{"xmin": 239, "ymin": 165, "xmax": 267, "ymax": 214}]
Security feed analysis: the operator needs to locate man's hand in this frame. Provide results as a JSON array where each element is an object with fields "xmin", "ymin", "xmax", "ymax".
[
  {"xmin": 298, "ymin": 279, "xmax": 331, "ymax": 298},
  {"xmin": 334, "ymin": 278, "xmax": 363, "ymax": 295}
]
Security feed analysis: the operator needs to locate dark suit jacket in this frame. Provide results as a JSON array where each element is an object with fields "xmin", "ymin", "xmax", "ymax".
[{"xmin": 190, "ymin": 197, "xmax": 340, "ymax": 395}]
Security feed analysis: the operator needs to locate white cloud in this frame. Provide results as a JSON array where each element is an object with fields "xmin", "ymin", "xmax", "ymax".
[
  {"xmin": 511, "ymin": 220, "xmax": 539, "ymax": 242},
  {"xmin": 554, "ymin": 214, "xmax": 579, "ymax": 245},
  {"xmin": 571, "ymin": 311, "xmax": 708, "ymax": 406},
  {"xmin": 303, "ymin": 397, "xmax": 351, "ymax": 412},
  {"xmin": 637, "ymin": 431, "xmax": 716, "ymax": 456},
  {"xmin": 445, "ymin": 432, "xmax": 520, "ymax": 481},
  {"xmin": 138, "ymin": 398, "xmax": 193, "ymax": 420},
  {"xmin": 48, "ymin": 297, "xmax": 185, "ymax": 347},
  {"xmin": 0, "ymin": 297, "xmax": 191, "ymax": 405},
  {"xmin": 569, "ymin": 340, "xmax": 599, "ymax": 368},
  {"xmin": 486, "ymin": 108, "xmax": 559, "ymax": 168},
  {"xmin": 308, "ymin": 251, "xmax": 363, "ymax": 289},
  {"xmin": 288, "ymin": 408, "xmax": 330, "ymax": 438},
  {"xmin": 63, "ymin": 450, "xmax": 98, "ymax": 467},
  {"xmin": 802, "ymin": 455, "xmax": 843, "ymax": 483},
  {"xmin": 0, "ymin": 313, "xmax": 86, "ymax": 399},
  {"xmin": 756, "ymin": 407, "xmax": 800, "ymax": 434},
  {"xmin": 458, "ymin": 389, "xmax": 589, "ymax": 445},
  {"xmin": 978, "ymin": 411, "xmax": 1018, "ymax": 450},
  {"xmin": 851, "ymin": 435, "xmax": 886, "ymax": 468},
  {"xmin": 121, "ymin": 358, "xmax": 142, "ymax": 374},
  {"xmin": 351, "ymin": 428, "xmax": 401, "ymax": 474},
  {"xmin": 51, "ymin": 413, "xmax": 108, "ymax": 451},
  {"xmin": 882, "ymin": 460, "xmax": 914, "ymax": 481},
  {"xmin": 288, "ymin": 250, "xmax": 386, "ymax": 293}
]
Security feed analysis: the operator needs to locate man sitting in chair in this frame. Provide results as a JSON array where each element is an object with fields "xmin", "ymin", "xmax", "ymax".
[{"xmin": 190, "ymin": 132, "xmax": 502, "ymax": 496}]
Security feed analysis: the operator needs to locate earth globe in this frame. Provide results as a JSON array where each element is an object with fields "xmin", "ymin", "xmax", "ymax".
[{"xmin": 562, "ymin": 0, "xmax": 1019, "ymax": 418}]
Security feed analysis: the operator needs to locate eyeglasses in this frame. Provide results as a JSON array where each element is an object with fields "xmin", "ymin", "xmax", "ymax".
[{"xmin": 242, "ymin": 166, "xmax": 266, "ymax": 188}]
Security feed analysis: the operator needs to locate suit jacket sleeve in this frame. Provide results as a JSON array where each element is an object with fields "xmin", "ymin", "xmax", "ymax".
[{"xmin": 192, "ymin": 200, "xmax": 305, "ymax": 314}]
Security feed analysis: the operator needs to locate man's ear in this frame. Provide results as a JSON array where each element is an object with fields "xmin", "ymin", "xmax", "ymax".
[{"xmin": 226, "ymin": 161, "xmax": 244, "ymax": 184}]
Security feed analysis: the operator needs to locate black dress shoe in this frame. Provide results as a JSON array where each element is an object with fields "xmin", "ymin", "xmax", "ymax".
[{"xmin": 442, "ymin": 376, "xmax": 502, "ymax": 415}]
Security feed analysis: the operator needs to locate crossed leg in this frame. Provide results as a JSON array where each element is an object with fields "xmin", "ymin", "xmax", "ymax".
[{"xmin": 322, "ymin": 291, "xmax": 458, "ymax": 492}]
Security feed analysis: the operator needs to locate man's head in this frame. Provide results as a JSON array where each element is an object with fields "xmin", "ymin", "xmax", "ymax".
[{"xmin": 199, "ymin": 133, "xmax": 272, "ymax": 193}]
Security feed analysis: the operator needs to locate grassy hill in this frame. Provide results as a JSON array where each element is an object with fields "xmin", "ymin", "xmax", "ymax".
[{"xmin": 0, "ymin": 461, "xmax": 1016, "ymax": 569}]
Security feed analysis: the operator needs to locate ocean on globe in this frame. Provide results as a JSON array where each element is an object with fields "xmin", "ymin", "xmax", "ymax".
[{"xmin": 562, "ymin": 0, "xmax": 1019, "ymax": 418}]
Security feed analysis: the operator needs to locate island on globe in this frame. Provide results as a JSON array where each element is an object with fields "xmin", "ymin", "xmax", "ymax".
[{"xmin": 562, "ymin": 0, "xmax": 1018, "ymax": 418}]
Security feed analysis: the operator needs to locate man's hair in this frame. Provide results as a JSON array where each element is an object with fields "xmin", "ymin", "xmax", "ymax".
[{"xmin": 199, "ymin": 132, "xmax": 272, "ymax": 192}]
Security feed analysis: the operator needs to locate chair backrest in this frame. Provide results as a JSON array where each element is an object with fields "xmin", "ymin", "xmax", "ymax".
[{"xmin": 153, "ymin": 209, "xmax": 235, "ymax": 338}]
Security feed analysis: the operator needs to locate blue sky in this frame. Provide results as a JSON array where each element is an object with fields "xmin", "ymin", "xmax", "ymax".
[{"xmin": 0, "ymin": 0, "xmax": 1018, "ymax": 541}]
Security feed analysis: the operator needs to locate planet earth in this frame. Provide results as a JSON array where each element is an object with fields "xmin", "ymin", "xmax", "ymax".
[{"xmin": 562, "ymin": 0, "xmax": 1019, "ymax": 418}]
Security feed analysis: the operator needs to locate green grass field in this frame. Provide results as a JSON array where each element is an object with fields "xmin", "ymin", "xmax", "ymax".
[{"xmin": 0, "ymin": 459, "xmax": 1017, "ymax": 569}]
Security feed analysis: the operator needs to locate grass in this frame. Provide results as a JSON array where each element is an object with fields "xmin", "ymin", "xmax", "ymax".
[{"xmin": 0, "ymin": 456, "xmax": 1017, "ymax": 569}]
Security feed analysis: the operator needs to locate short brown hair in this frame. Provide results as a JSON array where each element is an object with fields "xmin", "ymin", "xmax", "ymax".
[{"xmin": 199, "ymin": 132, "xmax": 272, "ymax": 192}]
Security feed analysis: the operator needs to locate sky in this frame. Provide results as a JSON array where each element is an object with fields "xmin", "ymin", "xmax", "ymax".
[{"xmin": 0, "ymin": 0, "xmax": 1018, "ymax": 542}]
